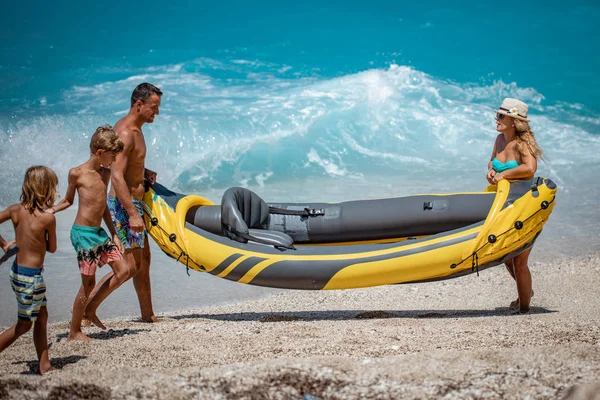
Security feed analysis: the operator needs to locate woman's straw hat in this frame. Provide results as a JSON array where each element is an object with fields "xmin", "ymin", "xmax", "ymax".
[{"xmin": 495, "ymin": 98, "xmax": 530, "ymax": 122}]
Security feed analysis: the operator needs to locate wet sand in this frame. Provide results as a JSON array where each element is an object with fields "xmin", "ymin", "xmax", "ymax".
[{"xmin": 1, "ymin": 254, "xmax": 599, "ymax": 399}]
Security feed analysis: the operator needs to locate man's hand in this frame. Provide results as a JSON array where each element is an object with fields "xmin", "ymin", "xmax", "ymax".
[
  {"xmin": 2, "ymin": 239, "xmax": 15, "ymax": 253},
  {"xmin": 129, "ymin": 213, "xmax": 146, "ymax": 233},
  {"xmin": 144, "ymin": 168, "xmax": 157, "ymax": 185}
]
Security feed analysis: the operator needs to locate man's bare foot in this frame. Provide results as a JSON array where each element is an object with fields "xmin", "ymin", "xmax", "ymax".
[
  {"xmin": 39, "ymin": 363, "xmax": 55, "ymax": 375},
  {"xmin": 84, "ymin": 313, "xmax": 106, "ymax": 330},
  {"xmin": 67, "ymin": 332, "xmax": 93, "ymax": 342},
  {"xmin": 141, "ymin": 315, "xmax": 167, "ymax": 323}
]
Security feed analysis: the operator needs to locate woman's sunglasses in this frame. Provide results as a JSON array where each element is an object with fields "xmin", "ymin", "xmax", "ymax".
[{"xmin": 496, "ymin": 113, "xmax": 506, "ymax": 120}]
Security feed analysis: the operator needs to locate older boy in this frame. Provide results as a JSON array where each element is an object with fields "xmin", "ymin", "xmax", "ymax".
[{"xmin": 51, "ymin": 125, "xmax": 131, "ymax": 340}]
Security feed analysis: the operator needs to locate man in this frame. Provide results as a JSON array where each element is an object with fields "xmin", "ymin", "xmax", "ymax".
[{"xmin": 90, "ymin": 83, "xmax": 162, "ymax": 322}]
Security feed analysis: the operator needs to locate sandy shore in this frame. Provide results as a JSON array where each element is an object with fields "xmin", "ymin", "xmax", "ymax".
[{"xmin": 1, "ymin": 255, "xmax": 599, "ymax": 399}]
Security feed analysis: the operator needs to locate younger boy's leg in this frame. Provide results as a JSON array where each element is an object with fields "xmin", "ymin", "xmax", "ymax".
[
  {"xmin": 0, "ymin": 320, "xmax": 32, "ymax": 353},
  {"xmin": 85, "ymin": 258, "xmax": 130, "ymax": 328},
  {"xmin": 33, "ymin": 306, "xmax": 53, "ymax": 374},
  {"xmin": 68, "ymin": 275, "xmax": 96, "ymax": 341},
  {"xmin": 2, "ymin": 263, "xmax": 38, "ymax": 351}
]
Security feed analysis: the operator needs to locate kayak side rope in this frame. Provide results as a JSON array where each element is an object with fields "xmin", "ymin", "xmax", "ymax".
[
  {"xmin": 142, "ymin": 203, "xmax": 206, "ymax": 275},
  {"xmin": 449, "ymin": 196, "xmax": 555, "ymax": 275}
]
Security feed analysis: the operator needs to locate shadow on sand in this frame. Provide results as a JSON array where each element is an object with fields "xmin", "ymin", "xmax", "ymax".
[
  {"xmin": 11, "ymin": 355, "xmax": 87, "ymax": 375},
  {"xmin": 171, "ymin": 307, "xmax": 555, "ymax": 323},
  {"xmin": 55, "ymin": 328, "xmax": 150, "ymax": 342}
]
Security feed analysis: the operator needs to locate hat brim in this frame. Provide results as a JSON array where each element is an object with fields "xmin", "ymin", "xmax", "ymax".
[{"xmin": 494, "ymin": 109, "xmax": 530, "ymax": 122}]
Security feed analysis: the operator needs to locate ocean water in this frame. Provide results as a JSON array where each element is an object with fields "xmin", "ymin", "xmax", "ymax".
[{"xmin": 1, "ymin": 1, "xmax": 600, "ymax": 324}]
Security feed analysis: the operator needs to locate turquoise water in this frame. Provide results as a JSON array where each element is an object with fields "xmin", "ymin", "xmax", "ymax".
[{"xmin": 1, "ymin": 2, "xmax": 600, "ymax": 323}]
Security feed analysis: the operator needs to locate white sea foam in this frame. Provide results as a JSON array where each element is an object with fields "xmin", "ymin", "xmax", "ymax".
[{"xmin": 1, "ymin": 60, "xmax": 598, "ymax": 225}]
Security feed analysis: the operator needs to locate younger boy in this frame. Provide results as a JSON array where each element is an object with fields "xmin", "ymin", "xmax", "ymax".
[
  {"xmin": 51, "ymin": 125, "xmax": 131, "ymax": 341},
  {"xmin": 0, "ymin": 166, "xmax": 59, "ymax": 374}
]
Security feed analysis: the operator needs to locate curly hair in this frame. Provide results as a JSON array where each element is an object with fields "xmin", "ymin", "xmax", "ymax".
[
  {"xmin": 513, "ymin": 119, "xmax": 544, "ymax": 163},
  {"xmin": 90, "ymin": 125, "xmax": 124, "ymax": 154}
]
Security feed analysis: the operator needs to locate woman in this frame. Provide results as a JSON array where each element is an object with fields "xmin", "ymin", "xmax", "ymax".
[{"xmin": 486, "ymin": 98, "xmax": 544, "ymax": 313}]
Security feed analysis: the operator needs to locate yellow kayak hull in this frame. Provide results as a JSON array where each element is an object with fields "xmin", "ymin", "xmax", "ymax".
[{"xmin": 142, "ymin": 178, "xmax": 556, "ymax": 290}]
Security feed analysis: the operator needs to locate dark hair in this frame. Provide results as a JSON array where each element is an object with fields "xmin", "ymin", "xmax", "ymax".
[{"xmin": 131, "ymin": 82, "xmax": 163, "ymax": 107}]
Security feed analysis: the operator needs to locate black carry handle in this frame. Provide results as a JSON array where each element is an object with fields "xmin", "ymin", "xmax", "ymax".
[
  {"xmin": 269, "ymin": 206, "xmax": 325, "ymax": 217},
  {"xmin": 0, "ymin": 244, "xmax": 19, "ymax": 265}
]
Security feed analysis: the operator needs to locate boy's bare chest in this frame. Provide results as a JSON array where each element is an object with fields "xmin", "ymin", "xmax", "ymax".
[{"xmin": 78, "ymin": 173, "xmax": 107, "ymax": 197}]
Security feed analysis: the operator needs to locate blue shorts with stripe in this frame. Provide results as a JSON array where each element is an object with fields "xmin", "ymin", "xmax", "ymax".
[{"xmin": 9, "ymin": 262, "xmax": 47, "ymax": 322}]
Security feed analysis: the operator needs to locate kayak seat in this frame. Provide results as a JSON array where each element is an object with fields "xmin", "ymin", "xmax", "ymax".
[{"xmin": 221, "ymin": 187, "xmax": 294, "ymax": 249}]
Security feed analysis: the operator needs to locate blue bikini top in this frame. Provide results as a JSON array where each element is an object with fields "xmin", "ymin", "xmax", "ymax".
[{"xmin": 492, "ymin": 157, "xmax": 519, "ymax": 173}]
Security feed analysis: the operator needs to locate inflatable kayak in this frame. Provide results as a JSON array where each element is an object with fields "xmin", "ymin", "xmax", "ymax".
[{"xmin": 142, "ymin": 177, "xmax": 557, "ymax": 290}]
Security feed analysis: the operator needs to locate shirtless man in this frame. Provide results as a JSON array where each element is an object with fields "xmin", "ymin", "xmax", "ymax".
[{"xmin": 91, "ymin": 83, "xmax": 162, "ymax": 322}]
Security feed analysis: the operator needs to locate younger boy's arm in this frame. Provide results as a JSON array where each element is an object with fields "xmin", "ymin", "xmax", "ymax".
[
  {"xmin": 0, "ymin": 233, "xmax": 6, "ymax": 252},
  {"xmin": 49, "ymin": 169, "xmax": 78, "ymax": 214},
  {"xmin": 45, "ymin": 215, "xmax": 57, "ymax": 253},
  {"xmin": 0, "ymin": 205, "xmax": 12, "ymax": 225},
  {"xmin": 0, "ymin": 206, "xmax": 16, "ymax": 252}
]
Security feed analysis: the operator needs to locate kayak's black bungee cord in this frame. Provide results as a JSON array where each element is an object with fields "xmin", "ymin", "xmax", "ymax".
[{"xmin": 449, "ymin": 197, "xmax": 554, "ymax": 275}]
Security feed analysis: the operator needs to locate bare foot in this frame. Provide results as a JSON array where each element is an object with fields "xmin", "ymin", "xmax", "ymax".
[
  {"xmin": 509, "ymin": 298, "xmax": 520, "ymax": 309},
  {"xmin": 39, "ymin": 363, "xmax": 55, "ymax": 375},
  {"xmin": 84, "ymin": 313, "xmax": 106, "ymax": 330},
  {"xmin": 509, "ymin": 290, "xmax": 534, "ymax": 309},
  {"xmin": 141, "ymin": 315, "xmax": 168, "ymax": 323},
  {"xmin": 67, "ymin": 332, "xmax": 93, "ymax": 342}
]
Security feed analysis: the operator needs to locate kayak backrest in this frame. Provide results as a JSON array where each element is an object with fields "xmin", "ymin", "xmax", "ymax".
[{"xmin": 221, "ymin": 187, "xmax": 294, "ymax": 249}]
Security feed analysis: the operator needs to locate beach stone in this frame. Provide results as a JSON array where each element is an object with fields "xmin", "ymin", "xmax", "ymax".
[
  {"xmin": 562, "ymin": 384, "xmax": 600, "ymax": 400},
  {"xmin": 47, "ymin": 382, "xmax": 111, "ymax": 400}
]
